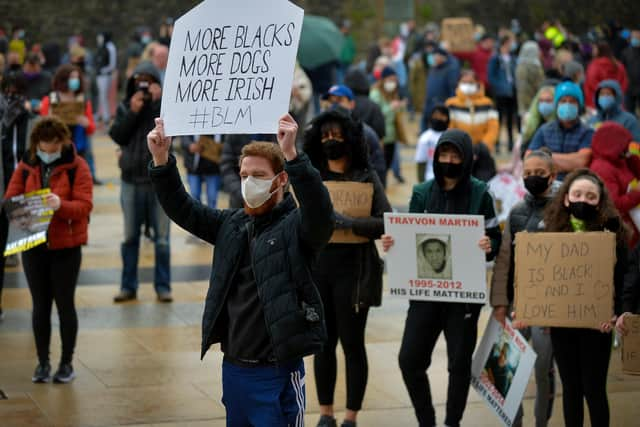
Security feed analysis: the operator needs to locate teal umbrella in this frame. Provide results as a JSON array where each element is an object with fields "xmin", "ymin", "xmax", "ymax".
[{"xmin": 297, "ymin": 15, "xmax": 345, "ymax": 70}]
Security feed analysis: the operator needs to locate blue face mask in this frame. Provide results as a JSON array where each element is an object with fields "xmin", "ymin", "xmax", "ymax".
[
  {"xmin": 37, "ymin": 149, "xmax": 62, "ymax": 164},
  {"xmin": 632, "ymin": 37, "xmax": 640, "ymax": 48},
  {"xmin": 557, "ymin": 102, "xmax": 579, "ymax": 121},
  {"xmin": 427, "ymin": 53, "xmax": 436, "ymax": 67},
  {"xmin": 538, "ymin": 101, "xmax": 555, "ymax": 117},
  {"xmin": 597, "ymin": 94, "xmax": 616, "ymax": 111},
  {"xmin": 68, "ymin": 77, "xmax": 81, "ymax": 92}
]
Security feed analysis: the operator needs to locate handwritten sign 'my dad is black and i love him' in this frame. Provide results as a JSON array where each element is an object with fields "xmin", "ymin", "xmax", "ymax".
[
  {"xmin": 514, "ymin": 232, "xmax": 616, "ymax": 329},
  {"xmin": 161, "ymin": 0, "xmax": 303, "ymax": 136}
]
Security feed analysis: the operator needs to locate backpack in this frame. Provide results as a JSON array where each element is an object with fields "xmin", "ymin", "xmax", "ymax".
[{"xmin": 95, "ymin": 45, "xmax": 110, "ymax": 71}]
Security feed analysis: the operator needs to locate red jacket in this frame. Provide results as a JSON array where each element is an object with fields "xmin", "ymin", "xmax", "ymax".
[
  {"xmin": 453, "ymin": 45, "xmax": 493, "ymax": 90},
  {"xmin": 4, "ymin": 145, "xmax": 93, "ymax": 249},
  {"xmin": 590, "ymin": 122, "xmax": 640, "ymax": 246},
  {"xmin": 585, "ymin": 57, "xmax": 629, "ymax": 109}
]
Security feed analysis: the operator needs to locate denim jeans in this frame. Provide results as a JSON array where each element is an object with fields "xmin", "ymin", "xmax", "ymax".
[
  {"xmin": 120, "ymin": 181, "xmax": 171, "ymax": 294},
  {"xmin": 187, "ymin": 174, "xmax": 221, "ymax": 209}
]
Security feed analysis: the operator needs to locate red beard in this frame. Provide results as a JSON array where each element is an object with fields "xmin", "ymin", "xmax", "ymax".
[{"xmin": 243, "ymin": 192, "xmax": 278, "ymax": 216}]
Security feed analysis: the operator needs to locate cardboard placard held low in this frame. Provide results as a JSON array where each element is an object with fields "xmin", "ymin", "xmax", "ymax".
[
  {"xmin": 324, "ymin": 181, "xmax": 373, "ymax": 244},
  {"xmin": 197, "ymin": 136, "xmax": 223, "ymax": 163},
  {"xmin": 51, "ymin": 101, "xmax": 85, "ymax": 126},
  {"xmin": 622, "ymin": 314, "xmax": 640, "ymax": 375},
  {"xmin": 441, "ymin": 17, "xmax": 475, "ymax": 52},
  {"xmin": 514, "ymin": 232, "xmax": 615, "ymax": 329}
]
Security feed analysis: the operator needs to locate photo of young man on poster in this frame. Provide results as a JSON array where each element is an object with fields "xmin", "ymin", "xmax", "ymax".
[
  {"xmin": 483, "ymin": 332, "xmax": 521, "ymax": 398},
  {"xmin": 415, "ymin": 234, "xmax": 452, "ymax": 279}
]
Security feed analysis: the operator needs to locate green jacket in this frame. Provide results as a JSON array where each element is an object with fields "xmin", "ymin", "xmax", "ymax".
[
  {"xmin": 409, "ymin": 177, "xmax": 501, "ymax": 261},
  {"xmin": 340, "ymin": 34, "xmax": 356, "ymax": 65}
]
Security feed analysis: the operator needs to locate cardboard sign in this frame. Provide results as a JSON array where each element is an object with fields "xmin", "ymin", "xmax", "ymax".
[
  {"xmin": 514, "ymin": 232, "xmax": 616, "ymax": 329},
  {"xmin": 197, "ymin": 135, "xmax": 223, "ymax": 163},
  {"xmin": 622, "ymin": 314, "xmax": 640, "ymax": 375},
  {"xmin": 471, "ymin": 318, "xmax": 537, "ymax": 427},
  {"xmin": 441, "ymin": 17, "xmax": 475, "ymax": 52},
  {"xmin": 51, "ymin": 101, "xmax": 85, "ymax": 125},
  {"xmin": 4, "ymin": 189, "xmax": 53, "ymax": 256},
  {"xmin": 324, "ymin": 181, "xmax": 373, "ymax": 244},
  {"xmin": 384, "ymin": 213, "xmax": 487, "ymax": 304},
  {"xmin": 161, "ymin": 0, "xmax": 304, "ymax": 136}
]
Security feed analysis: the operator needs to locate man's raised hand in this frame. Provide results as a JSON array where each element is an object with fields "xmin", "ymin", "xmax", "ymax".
[
  {"xmin": 147, "ymin": 118, "xmax": 171, "ymax": 166},
  {"xmin": 277, "ymin": 113, "xmax": 298, "ymax": 161}
]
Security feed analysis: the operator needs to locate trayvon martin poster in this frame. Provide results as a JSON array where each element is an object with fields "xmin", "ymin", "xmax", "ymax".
[{"xmin": 384, "ymin": 213, "xmax": 487, "ymax": 304}]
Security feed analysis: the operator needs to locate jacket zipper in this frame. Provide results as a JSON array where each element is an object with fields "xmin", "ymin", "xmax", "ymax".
[
  {"xmin": 203, "ymin": 232, "xmax": 243, "ymax": 358},
  {"xmin": 246, "ymin": 221, "xmax": 278, "ymax": 363}
]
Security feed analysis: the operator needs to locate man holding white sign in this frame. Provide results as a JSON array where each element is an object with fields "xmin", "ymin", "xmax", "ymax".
[
  {"xmin": 148, "ymin": 113, "xmax": 333, "ymax": 426},
  {"xmin": 382, "ymin": 129, "xmax": 501, "ymax": 427}
]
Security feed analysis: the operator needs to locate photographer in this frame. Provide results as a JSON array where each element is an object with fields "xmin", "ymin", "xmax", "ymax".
[{"xmin": 109, "ymin": 61, "xmax": 172, "ymax": 303}]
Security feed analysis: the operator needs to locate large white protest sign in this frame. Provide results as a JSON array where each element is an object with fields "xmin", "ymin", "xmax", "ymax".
[
  {"xmin": 471, "ymin": 318, "xmax": 537, "ymax": 427},
  {"xmin": 384, "ymin": 213, "xmax": 487, "ymax": 304},
  {"xmin": 161, "ymin": 0, "xmax": 304, "ymax": 136}
]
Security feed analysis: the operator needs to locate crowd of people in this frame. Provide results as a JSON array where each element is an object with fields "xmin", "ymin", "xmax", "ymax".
[{"xmin": 0, "ymin": 14, "xmax": 640, "ymax": 427}]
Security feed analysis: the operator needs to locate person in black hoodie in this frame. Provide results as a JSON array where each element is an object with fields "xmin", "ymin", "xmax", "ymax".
[
  {"xmin": 304, "ymin": 107, "xmax": 391, "ymax": 427},
  {"xmin": 147, "ymin": 114, "xmax": 334, "ymax": 426},
  {"xmin": 109, "ymin": 61, "xmax": 172, "ymax": 303},
  {"xmin": 382, "ymin": 129, "xmax": 501, "ymax": 427},
  {"xmin": 0, "ymin": 71, "xmax": 32, "ymax": 319},
  {"xmin": 344, "ymin": 67, "xmax": 386, "ymax": 141}
]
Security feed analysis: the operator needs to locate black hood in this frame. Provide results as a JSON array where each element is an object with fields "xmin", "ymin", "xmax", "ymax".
[
  {"xmin": 433, "ymin": 129, "xmax": 473, "ymax": 188},
  {"xmin": 303, "ymin": 107, "xmax": 368, "ymax": 174},
  {"xmin": 344, "ymin": 68, "xmax": 370, "ymax": 96},
  {"xmin": 125, "ymin": 61, "xmax": 162, "ymax": 98}
]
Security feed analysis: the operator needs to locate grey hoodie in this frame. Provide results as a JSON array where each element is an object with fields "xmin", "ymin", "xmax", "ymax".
[{"xmin": 588, "ymin": 79, "xmax": 640, "ymax": 141}]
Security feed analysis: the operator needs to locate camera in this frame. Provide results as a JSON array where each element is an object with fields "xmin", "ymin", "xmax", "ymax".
[{"xmin": 136, "ymin": 80, "xmax": 152, "ymax": 103}]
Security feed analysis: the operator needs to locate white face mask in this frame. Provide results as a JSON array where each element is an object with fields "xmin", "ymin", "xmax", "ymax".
[
  {"xmin": 383, "ymin": 80, "xmax": 397, "ymax": 93},
  {"xmin": 241, "ymin": 173, "xmax": 281, "ymax": 208},
  {"xmin": 459, "ymin": 83, "xmax": 478, "ymax": 95}
]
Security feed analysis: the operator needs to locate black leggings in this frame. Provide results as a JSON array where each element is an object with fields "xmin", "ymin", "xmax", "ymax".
[
  {"xmin": 0, "ymin": 210, "xmax": 8, "ymax": 306},
  {"xmin": 550, "ymin": 327, "xmax": 611, "ymax": 427},
  {"xmin": 383, "ymin": 142, "xmax": 396, "ymax": 172},
  {"xmin": 398, "ymin": 301, "xmax": 481, "ymax": 427},
  {"xmin": 495, "ymin": 95, "xmax": 519, "ymax": 151},
  {"xmin": 313, "ymin": 269, "xmax": 369, "ymax": 411},
  {"xmin": 22, "ymin": 245, "xmax": 82, "ymax": 365}
]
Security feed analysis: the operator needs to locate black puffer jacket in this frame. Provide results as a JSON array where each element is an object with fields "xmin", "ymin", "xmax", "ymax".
[
  {"xmin": 304, "ymin": 108, "xmax": 391, "ymax": 308},
  {"xmin": 490, "ymin": 181, "xmax": 560, "ymax": 307},
  {"xmin": 149, "ymin": 153, "xmax": 334, "ymax": 361},
  {"xmin": 109, "ymin": 61, "xmax": 161, "ymax": 185}
]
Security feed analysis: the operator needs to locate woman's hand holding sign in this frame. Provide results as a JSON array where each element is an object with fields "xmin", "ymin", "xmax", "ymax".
[{"xmin": 148, "ymin": 118, "xmax": 172, "ymax": 166}]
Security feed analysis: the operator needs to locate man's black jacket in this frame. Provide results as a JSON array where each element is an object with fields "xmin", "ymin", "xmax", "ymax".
[{"xmin": 149, "ymin": 153, "xmax": 334, "ymax": 361}]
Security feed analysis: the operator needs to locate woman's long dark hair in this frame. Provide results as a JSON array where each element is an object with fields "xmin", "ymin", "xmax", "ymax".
[
  {"xmin": 544, "ymin": 168, "xmax": 627, "ymax": 243},
  {"xmin": 303, "ymin": 107, "xmax": 368, "ymax": 174}
]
